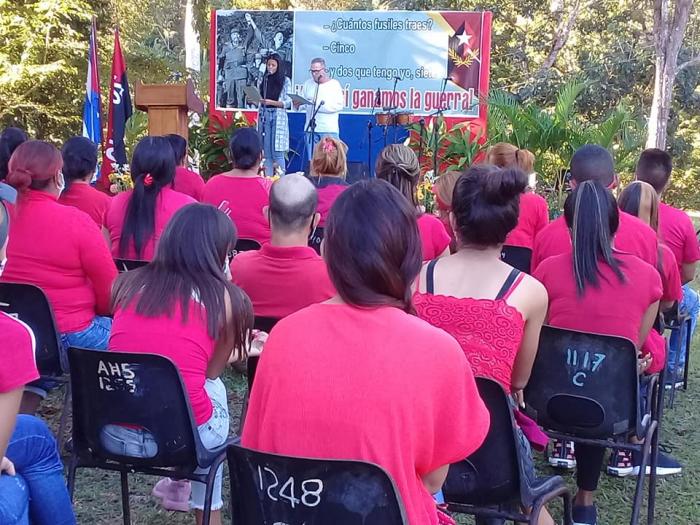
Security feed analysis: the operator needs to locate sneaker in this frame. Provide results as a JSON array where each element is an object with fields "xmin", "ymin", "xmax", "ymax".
[
  {"xmin": 548, "ymin": 439, "xmax": 576, "ymax": 469},
  {"xmin": 572, "ymin": 504, "xmax": 597, "ymax": 525},
  {"xmin": 607, "ymin": 449, "xmax": 634, "ymax": 477},
  {"xmin": 631, "ymin": 450, "xmax": 682, "ymax": 476},
  {"xmin": 152, "ymin": 478, "xmax": 191, "ymax": 512}
]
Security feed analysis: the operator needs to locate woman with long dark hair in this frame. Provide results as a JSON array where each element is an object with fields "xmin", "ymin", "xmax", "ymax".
[
  {"xmin": 107, "ymin": 203, "xmax": 253, "ymax": 525},
  {"xmin": 257, "ymin": 53, "xmax": 291, "ymax": 176},
  {"xmin": 0, "ymin": 127, "xmax": 28, "ymax": 181},
  {"xmin": 533, "ymin": 180, "xmax": 663, "ymax": 525},
  {"xmin": 242, "ymin": 179, "xmax": 489, "ymax": 525},
  {"xmin": 166, "ymin": 133, "xmax": 205, "ymax": 201},
  {"xmin": 107, "ymin": 136, "xmax": 195, "ymax": 261}
]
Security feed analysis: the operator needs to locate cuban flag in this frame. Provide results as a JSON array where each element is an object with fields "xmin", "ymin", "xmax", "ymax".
[{"xmin": 82, "ymin": 18, "xmax": 102, "ymax": 147}]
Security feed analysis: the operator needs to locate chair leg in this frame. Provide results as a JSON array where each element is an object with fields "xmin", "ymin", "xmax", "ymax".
[
  {"xmin": 647, "ymin": 423, "xmax": 660, "ymax": 525},
  {"xmin": 57, "ymin": 382, "xmax": 71, "ymax": 453},
  {"xmin": 202, "ymin": 454, "xmax": 226, "ymax": 525},
  {"xmin": 683, "ymin": 319, "xmax": 692, "ymax": 391},
  {"xmin": 562, "ymin": 490, "xmax": 573, "ymax": 525},
  {"xmin": 120, "ymin": 471, "xmax": 131, "ymax": 525},
  {"xmin": 67, "ymin": 456, "xmax": 78, "ymax": 501},
  {"xmin": 630, "ymin": 423, "xmax": 657, "ymax": 525}
]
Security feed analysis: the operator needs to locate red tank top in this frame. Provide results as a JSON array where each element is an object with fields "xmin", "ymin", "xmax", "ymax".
[{"xmin": 414, "ymin": 259, "xmax": 526, "ymax": 393}]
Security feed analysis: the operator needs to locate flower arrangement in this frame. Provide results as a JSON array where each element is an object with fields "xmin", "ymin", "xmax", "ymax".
[
  {"xmin": 417, "ymin": 170, "xmax": 437, "ymax": 214},
  {"xmin": 108, "ymin": 164, "xmax": 133, "ymax": 194}
]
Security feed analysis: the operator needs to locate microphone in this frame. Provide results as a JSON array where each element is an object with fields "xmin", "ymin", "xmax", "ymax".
[
  {"xmin": 375, "ymin": 87, "xmax": 381, "ymax": 105},
  {"xmin": 319, "ymin": 100, "xmax": 325, "ymax": 106},
  {"xmin": 394, "ymin": 76, "xmax": 402, "ymax": 81}
]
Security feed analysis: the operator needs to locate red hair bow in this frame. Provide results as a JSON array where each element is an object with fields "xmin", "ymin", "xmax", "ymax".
[
  {"xmin": 143, "ymin": 173, "xmax": 154, "ymax": 187},
  {"xmin": 322, "ymin": 139, "xmax": 336, "ymax": 153}
]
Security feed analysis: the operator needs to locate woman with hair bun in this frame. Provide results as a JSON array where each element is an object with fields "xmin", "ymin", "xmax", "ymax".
[
  {"xmin": 376, "ymin": 144, "xmax": 450, "ymax": 260},
  {"xmin": 0, "ymin": 127, "xmax": 28, "ymax": 181},
  {"xmin": 414, "ymin": 164, "xmax": 552, "ymax": 524},
  {"xmin": 486, "ymin": 143, "xmax": 548, "ymax": 249},
  {"xmin": 107, "ymin": 136, "xmax": 195, "ymax": 261},
  {"xmin": 1, "ymin": 140, "xmax": 117, "ymax": 411},
  {"xmin": 310, "ymin": 136, "xmax": 349, "ymax": 226}
]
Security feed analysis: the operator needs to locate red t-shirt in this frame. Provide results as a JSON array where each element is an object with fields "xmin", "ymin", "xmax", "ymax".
[
  {"xmin": 642, "ymin": 330, "xmax": 666, "ymax": 375},
  {"xmin": 505, "ymin": 192, "xmax": 549, "ymax": 249},
  {"xmin": 315, "ymin": 179, "xmax": 348, "ymax": 227},
  {"xmin": 533, "ymin": 251, "xmax": 662, "ymax": 346},
  {"xmin": 242, "ymin": 303, "xmax": 490, "ymax": 525},
  {"xmin": 58, "ymin": 183, "xmax": 111, "ymax": 227},
  {"xmin": 658, "ymin": 202, "xmax": 700, "ymax": 276},
  {"xmin": 109, "ymin": 300, "xmax": 216, "ymax": 425},
  {"xmin": 107, "ymin": 187, "xmax": 195, "ymax": 261},
  {"xmin": 418, "ymin": 213, "xmax": 451, "ymax": 261},
  {"xmin": 660, "ymin": 244, "xmax": 682, "ymax": 303},
  {"xmin": 0, "ymin": 311, "xmax": 39, "ymax": 392},
  {"xmin": 173, "ymin": 166, "xmax": 205, "ymax": 202},
  {"xmin": 532, "ymin": 211, "xmax": 658, "ymax": 271},
  {"xmin": 1, "ymin": 190, "xmax": 117, "ymax": 333},
  {"xmin": 231, "ymin": 244, "xmax": 335, "ymax": 318},
  {"xmin": 202, "ymin": 174, "xmax": 272, "ymax": 244}
]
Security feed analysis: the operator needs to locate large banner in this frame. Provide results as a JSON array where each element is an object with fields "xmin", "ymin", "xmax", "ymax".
[{"xmin": 211, "ymin": 10, "xmax": 491, "ymax": 120}]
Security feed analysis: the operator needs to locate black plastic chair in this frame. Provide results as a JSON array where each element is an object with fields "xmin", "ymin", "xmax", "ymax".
[
  {"xmin": 443, "ymin": 378, "xmax": 572, "ymax": 525},
  {"xmin": 235, "ymin": 238, "xmax": 262, "ymax": 254},
  {"xmin": 308, "ymin": 226, "xmax": 325, "ymax": 255},
  {"xmin": 67, "ymin": 347, "xmax": 236, "ymax": 525},
  {"xmin": 226, "ymin": 444, "xmax": 408, "ymax": 524},
  {"xmin": 524, "ymin": 326, "xmax": 661, "ymax": 525},
  {"xmin": 500, "ymin": 245, "xmax": 532, "ymax": 274},
  {"xmin": 113, "ymin": 258, "xmax": 148, "ymax": 273},
  {"xmin": 661, "ymin": 302, "xmax": 692, "ymax": 407},
  {"xmin": 0, "ymin": 282, "xmax": 70, "ymax": 448}
]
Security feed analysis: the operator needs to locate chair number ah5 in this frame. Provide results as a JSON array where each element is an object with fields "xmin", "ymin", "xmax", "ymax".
[{"xmin": 257, "ymin": 465, "xmax": 324, "ymax": 508}]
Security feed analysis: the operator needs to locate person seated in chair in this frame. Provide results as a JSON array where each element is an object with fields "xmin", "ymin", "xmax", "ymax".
[
  {"xmin": 309, "ymin": 136, "xmax": 349, "ymax": 227},
  {"xmin": 1, "ymin": 141, "xmax": 117, "ymax": 413},
  {"xmin": 231, "ymin": 173, "xmax": 334, "ymax": 319},
  {"xmin": 107, "ymin": 204, "xmax": 253, "ymax": 525},
  {"xmin": 0, "ymin": 182, "xmax": 76, "ymax": 525},
  {"xmin": 532, "ymin": 181, "xmax": 671, "ymax": 525},
  {"xmin": 242, "ymin": 179, "xmax": 490, "ymax": 525},
  {"xmin": 166, "ymin": 134, "xmax": 205, "ymax": 202}
]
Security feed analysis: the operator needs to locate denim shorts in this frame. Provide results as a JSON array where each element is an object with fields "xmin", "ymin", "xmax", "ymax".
[{"xmin": 99, "ymin": 378, "xmax": 230, "ymax": 511}]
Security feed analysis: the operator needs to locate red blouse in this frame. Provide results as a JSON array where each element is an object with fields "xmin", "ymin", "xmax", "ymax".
[{"xmin": 505, "ymin": 192, "xmax": 549, "ymax": 249}]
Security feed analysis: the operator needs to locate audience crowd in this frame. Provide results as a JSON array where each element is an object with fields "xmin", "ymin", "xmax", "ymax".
[{"xmin": 0, "ymin": 121, "xmax": 697, "ymax": 525}]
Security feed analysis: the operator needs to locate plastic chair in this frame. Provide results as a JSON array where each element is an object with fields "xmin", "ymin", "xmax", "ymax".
[
  {"xmin": 235, "ymin": 238, "xmax": 262, "ymax": 254},
  {"xmin": 524, "ymin": 326, "xmax": 661, "ymax": 525},
  {"xmin": 66, "ymin": 347, "xmax": 236, "ymax": 525},
  {"xmin": 226, "ymin": 444, "xmax": 408, "ymax": 524},
  {"xmin": 113, "ymin": 258, "xmax": 148, "ymax": 273},
  {"xmin": 500, "ymin": 245, "xmax": 532, "ymax": 274},
  {"xmin": 444, "ymin": 377, "xmax": 572, "ymax": 524},
  {"xmin": 662, "ymin": 302, "xmax": 692, "ymax": 407},
  {"xmin": 309, "ymin": 226, "xmax": 325, "ymax": 255},
  {"xmin": 0, "ymin": 282, "xmax": 70, "ymax": 448}
]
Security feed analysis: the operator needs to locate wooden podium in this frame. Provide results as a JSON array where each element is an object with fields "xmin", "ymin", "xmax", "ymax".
[{"xmin": 134, "ymin": 79, "xmax": 204, "ymax": 138}]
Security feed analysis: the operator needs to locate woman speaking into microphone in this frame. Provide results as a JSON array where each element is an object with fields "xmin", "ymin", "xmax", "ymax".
[{"xmin": 258, "ymin": 53, "xmax": 292, "ymax": 177}]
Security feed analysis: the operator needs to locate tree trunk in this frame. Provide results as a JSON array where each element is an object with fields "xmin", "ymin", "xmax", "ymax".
[{"xmin": 646, "ymin": 0, "xmax": 694, "ymax": 149}]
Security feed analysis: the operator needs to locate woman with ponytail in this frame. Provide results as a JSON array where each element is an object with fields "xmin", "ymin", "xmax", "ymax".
[
  {"xmin": 243, "ymin": 179, "xmax": 489, "ymax": 525},
  {"xmin": 107, "ymin": 136, "xmax": 195, "ymax": 261},
  {"xmin": 376, "ymin": 144, "xmax": 450, "ymax": 260},
  {"xmin": 1, "ymin": 140, "xmax": 117, "ymax": 410},
  {"xmin": 0, "ymin": 127, "xmax": 27, "ymax": 181},
  {"xmin": 532, "ymin": 180, "xmax": 662, "ymax": 525}
]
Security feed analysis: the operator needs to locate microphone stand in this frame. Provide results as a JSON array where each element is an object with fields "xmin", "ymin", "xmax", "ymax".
[
  {"xmin": 301, "ymin": 81, "xmax": 322, "ymax": 169},
  {"xmin": 418, "ymin": 118, "xmax": 426, "ymax": 167},
  {"xmin": 258, "ymin": 69, "xmax": 270, "ymax": 159},
  {"xmin": 390, "ymin": 76, "xmax": 400, "ymax": 144},
  {"xmin": 430, "ymin": 77, "xmax": 450, "ymax": 178},
  {"xmin": 367, "ymin": 87, "xmax": 380, "ymax": 177}
]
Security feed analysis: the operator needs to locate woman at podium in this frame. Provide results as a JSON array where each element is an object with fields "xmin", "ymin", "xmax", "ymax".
[{"xmin": 257, "ymin": 53, "xmax": 291, "ymax": 177}]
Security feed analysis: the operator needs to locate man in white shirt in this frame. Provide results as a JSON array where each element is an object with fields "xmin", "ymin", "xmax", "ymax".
[{"xmin": 298, "ymin": 58, "xmax": 344, "ymax": 162}]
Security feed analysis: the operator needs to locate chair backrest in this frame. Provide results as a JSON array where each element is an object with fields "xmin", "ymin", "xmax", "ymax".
[
  {"xmin": 500, "ymin": 245, "xmax": 532, "ymax": 274},
  {"xmin": 227, "ymin": 445, "xmax": 408, "ymax": 524},
  {"xmin": 524, "ymin": 325, "xmax": 641, "ymax": 439},
  {"xmin": 248, "ymin": 316, "xmax": 280, "ymax": 391},
  {"xmin": 114, "ymin": 258, "xmax": 148, "ymax": 273},
  {"xmin": 442, "ymin": 378, "xmax": 521, "ymax": 507},
  {"xmin": 68, "ymin": 347, "xmax": 203, "ymax": 469},
  {"xmin": 235, "ymin": 238, "xmax": 262, "ymax": 254},
  {"xmin": 0, "ymin": 282, "xmax": 63, "ymax": 376},
  {"xmin": 308, "ymin": 226, "xmax": 325, "ymax": 255}
]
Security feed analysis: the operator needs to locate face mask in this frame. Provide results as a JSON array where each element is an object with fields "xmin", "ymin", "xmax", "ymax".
[{"xmin": 56, "ymin": 172, "xmax": 66, "ymax": 195}]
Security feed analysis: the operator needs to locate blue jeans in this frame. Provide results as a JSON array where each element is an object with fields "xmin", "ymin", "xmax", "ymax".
[
  {"xmin": 668, "ymin": 284, "xmax": 699, "ymax": 370},
  {"xmin": 305, "ymin": 131, "xmax": 340, "ymax": 164},
  {"xmin": 0, "ymin": 415, "xmax": 75, "ymax": 525},
  {"xmin": 260, "ymin": 108, "xmax": 286, "ymax": 177},
  {"xmin": 27, "ymin": 316, "xmax": 112, "ymax": 398}
]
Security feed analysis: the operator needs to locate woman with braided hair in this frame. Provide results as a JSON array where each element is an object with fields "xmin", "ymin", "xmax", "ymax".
[{"xmin": 376, "ymin": 144, "xmax": 450, "ymax": 261}]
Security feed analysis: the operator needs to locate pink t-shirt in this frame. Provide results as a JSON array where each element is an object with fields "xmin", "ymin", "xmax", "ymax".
[
  {"xmin": 242, "ymin": 303, "xmax": 490, "ymax": 525},
  {"xmin": 202, "ymin": 174, "xmax": 272, "ymax": 244},
  {"xmin": 658, "ymin": 202, "xmax": 700, "ymax": 276},
  {"xmin": 231, "ymin": 244, "xmax": 335, "ymax": 318},
  {"xmin": 2, "ymin": 190, "xmax": 117, "ymax": 333},
  {"xmin": 59, "ymin": 183, "xmax": 112, "ymax": 227},
  {"xmin": 107, "ymin": 187, "xmax": 195, "ymax": 261},
  {"xmin": 315, "ymin": 179, "xmax": 348, "ymax": 227},
  {"xmin": 533, "ymin": 251, "xmax": 662, "ymax": 346},
  {"xmin": 505, "ymin": 192, "xmax": 549, "ymax": 249},
  {"xmin": 0, "ymin": 311, "xmax": 39, "ymax": 392},
  {"xmin": 173, "ymin": 166, "xmax": 205, "ymax": 201},
  {"xmin": 418, "ymin": 213, "xmax": 451, "ymax": 261},
  {"xmin": 660, "ymin": 244, "xmax": 682, "ymax": 303},
  {"xmin": 109, "ymin": 300, "xmax": 216, "ymax": 425},
  {"xmin": 532, "ymin": 211, "xmax": 658, "ymax": 271}
]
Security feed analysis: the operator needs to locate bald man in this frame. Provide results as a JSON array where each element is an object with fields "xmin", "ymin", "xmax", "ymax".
[{"xmin": 230, "ymin": 174, "xmax": 335, "ymax": 318}]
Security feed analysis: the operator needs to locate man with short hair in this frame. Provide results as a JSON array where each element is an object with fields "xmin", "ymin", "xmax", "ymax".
[
  {"xmin": 636, "ymin": 148, "xmax": 700, "ymax": 381},
  {"xmin": 220, "ymin": 29, "xmax": 247, "ymax": 108},
  {"xmin": 230, "ymin": 173, "xmax": 334, "ymax": 318}
]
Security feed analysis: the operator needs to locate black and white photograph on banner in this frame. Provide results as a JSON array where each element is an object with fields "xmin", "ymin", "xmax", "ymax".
[{"xmin": 215, "ymin": 10, "xmax": 294, "ymax": 110}]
